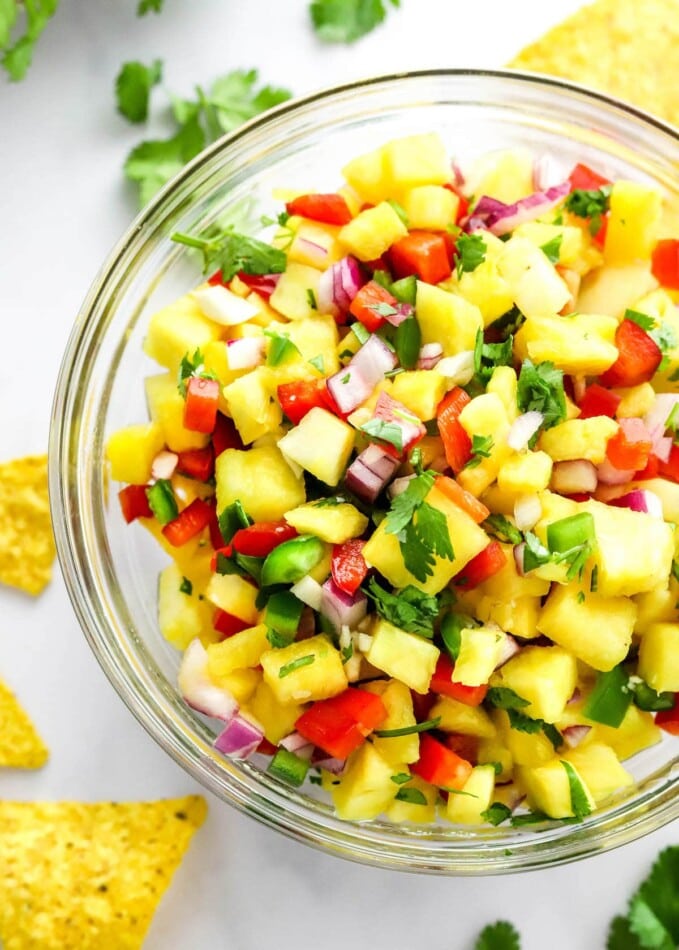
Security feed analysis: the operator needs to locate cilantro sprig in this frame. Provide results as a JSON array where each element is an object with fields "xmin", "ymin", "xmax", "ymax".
[
  {"xmin": 177, "ymin": 348, "xmax": 217, "ymax": 397},
  {"xmin": 474, "ymin": 329, "xmax": 514, "ymax": 386},
  {"xmin": 464, "ymin": 434, "xmax": 494, "ymax": 469},
  {"xmin": 474, "ymin": 921, "xmax": 522, "ymax": 950},
  {"xmin": 364, "ymin": 578, "xmax": 440, "ymax": 638},
  {"xmin": 564, "ymin": 185, "xmax": 612, "ymax": 235},
  {"xmin": 456, "ymin": 232, "xmax": 487, "ymax": 279},
  {"xmin": 172, "ymin": 225, "xmax": 287, "ymax": 280},
  {"xmin": 516, "ymin": 359, "xmax": 567, "ymax": 443},
  {"xmin": 310, "ymin": 0, "xmax": 400, "ymax": 43},
  {"xmin": 115, "ymin": 59, "xmax": 163, "ymax": 123},
  {"xmin": 383, "ymin": 466, "xmax": 454, "ymax": 583},
  {"xmin": 0, "ymin": 0, "xmax": 59, "ymax": 81}
]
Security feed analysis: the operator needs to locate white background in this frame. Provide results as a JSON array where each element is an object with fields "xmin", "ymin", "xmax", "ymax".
[{"xmin": 1, "ymin": 1, "xmax": 676, "ymax": 947}]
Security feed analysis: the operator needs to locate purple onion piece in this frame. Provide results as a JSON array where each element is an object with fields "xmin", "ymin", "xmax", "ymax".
[
  {"xmin": 178, "ymin": 639, "xmax": 239, "ymax": 722},
  {"xmin": 320, "ymin": 578, "xmax": 368, "ymax": 632},
  {"xmin": 326, "ymin": 364, "xmax": 373, "ymax": 414},
  {"xmin": 214, "ymin": 713, "xmax": 263, "ymax": 759}
]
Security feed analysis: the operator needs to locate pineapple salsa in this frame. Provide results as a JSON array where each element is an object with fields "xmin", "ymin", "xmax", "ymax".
[{"xmin": 107, "ymin": 132, "xmax": 679, "ymax": 827}]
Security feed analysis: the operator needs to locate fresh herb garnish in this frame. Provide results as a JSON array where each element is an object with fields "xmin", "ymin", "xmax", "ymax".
[
  {"xmin": 607, "ymin": 847, "xmax": 679, "ymax": 949},
  {"xmin": 365, "ymin": 578, "xmax": 440, "ymax": 638},
  {"xmin": 480, "ymin": 803, "xmax": 513, "ymax": 827},
  {"xmin": 474, "ymin": 329, "xmax": 514, "ymax": 386},
  {"xmin": 278, "ymin": 655, "xmax": 315, "ymax": 678},
  {"xmin": 177, "ymin": 348, "xmax": 218, "ymax": 396},
  {"xmin": 115, "ymin": 59, "xmax": 163, "ymax": 123},
  {"xmin": 265, "ymin": 329, "xmax": 302, "ymax": 366},
  {"xmin": 374, "ymin": 716, "xmax": 442, "ymax": 738},
  {"xmin": 394, "ymin": 787, "xmax": 427, "ymax": 806},
  {"xmin": 383, "ymin": 469, "xmax": 454, "ymax": 583},
  {"xmin": 564, "ymin": 185, "xmax": 612, "ymax": 235},
  {"xmin": 359, "ymin": 418, "xmax": 404, "ymax": 453},
  {"xmin": 486, "ymin": 687, "xmax": 530, "ymax": 711},
  {"xmin": 172, "ymin": 226, "xmax": 288, "ymax": 280},
  {"xmin": 179, "ymin": 576, "xmax": 193, "ymax": 596},
  {"xmin": 395, "ymin": 315, "xmax": 422, "ymax": 370},
  {"xmin": 306, "ymin": 288, "xmax": 318, "ymax": 310},
  {"xmin": 138, "ymin": 0, "xmax": 164, "ymax": 12},
  {"xmin": 483, "ymin": 514, "xmax": 523, "ymax": 545},
  {"xmin": 521, "ymin": 531, "xmax": 551, "ymax": 572},
  {"xmin": 390, "ymin": 773, "xmax": 412, "ymax": 785},
  {"xmin": 456, "ymin": 232, "xmax": 487, "ymax": 279},
  {"xmin": 464, "ymin": 433, "xmax": 494, "ymax": 469},
  {"xmin": 340, "ymin": 642, "xmax": 354, "ymax": 664},
  {"xmin": 1, "ymin": 0, "xmax": 60, "ymax": 81},
  {"xmin": 540, "ymin": 234, "xmax": 563, "ymax": 264},
  {"xmin": 561, "ymin": 760, "xmax": 592, "ymax": 820},
  {"xmin": 474, "ymin": 920, "xmax": 521, "ymax": 950},
  {"xmin": 516, "ymin": 359, "xmax": 567, "ymax": 441},
  {"xmin": 308, "ymin": 354, "xmax": 325, "ymax": 374},
  {"xmin": 310, "ymin": 0, "xmax": 401, "ymax": 43}
]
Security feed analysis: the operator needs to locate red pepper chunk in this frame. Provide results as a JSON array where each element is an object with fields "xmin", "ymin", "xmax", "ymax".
[
  {"xmin": 568, "ymin": 162, "xmax": 612, "ymax": 192},
  {"xmin": 599, "ymin": 319, "xmax": 662, "ymax": 388},
  {"xmin": 437, "ymin": 387, "xmax": 473, "ymax": 473},
  {"xmin": 286, "ymin": 193, "xmax": 353, "ymax": 226},
  {"xmin": 651, "ymin": 239, "xmax": 679, "ymax": 290},
  {"xmin": 331, "ymin": 539, "xmax": 368, "ymax": 595},
  {"xmin": 606, "ymin": 419, "xmax": 652, "ymax": 471},
  {"xmin": 411, "ymin": 733, "xmax": 473, "ymax": 789},
  {"xmin": 454, "ymin": 541, "xmax": 507, "ymax": 590},
  {"xmin": 578, "ymin": 383, "xmax": 621, "ymax": 420},
  {"xmin": 430, "ymin": 655, "xmax": 488, "ymax": 706},
  {"xmin": 231, "ymin": 521, "xmax": 298, "ymax": 558},
  {"xmin": 277, "ymin": 379, "xmax": 327, "ymax": 425},
  {"xmin": 635, "ymin": 454, "xmax": 660, "ymax": 481},
  {"xmin": 162, "ymin": 498, "xmax": 214, "ymax": 547},
  {"xmin": 434, "ymin": 475, "xmax": 490, "ymax": 524},
  {"xmin": 444, "ymin": 733, "xmax": 479, "ymax": 765},
  {"xmin": 655, "ymin": 694, "xmax": 679, "ymax": 735},
  {"xmin": 212, "ymin": 413, "xmax": 243, "ymax": 457},
  {"xmin": 184, "ymin": 377, "xmax": 220, "ymax": 433},
  {"xmin": 213, "ymin": 608, "xmax": 250, "ymax": 639},
  {"xmin": 295, "ymin": 687, "xmax": 387, "ymax": 759},
  {"xmin": 118, "ymin": 485, "xmax": 152, "ymax": 523},
  {"xmin": 176, "ymin": 446, "xmax": 215, "ymax": 482},
  {"xmin": 390, "ymin": 231, "xmax": 452, "ymax": 284},
  {"xmin": 658, "ymin": 444, "xmax": 679, "ymax": 484},
  {"xmin": 349, "ymin": 280, "xmax": 398, "ymax": 332}
]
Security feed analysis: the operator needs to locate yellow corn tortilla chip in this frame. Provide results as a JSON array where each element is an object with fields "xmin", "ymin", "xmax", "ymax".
[
  {"xmin": 0, "ymin": 676, "xmax": 48, "ymax": 768},
  {"xmin": 0, "ymin": 796, "xmax": 207, "ymax": 950},
  {"xmin": 509, "ymin": 0, "xmax": 679, "ymax": 128},
  {"xmin": 0, "ymin": 454, "xmax": 55, "ymax": 595}
]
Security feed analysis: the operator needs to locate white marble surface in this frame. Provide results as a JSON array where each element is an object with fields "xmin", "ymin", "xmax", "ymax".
[{"xmin": 0, "ymin": 1, "xmax": 676, "ymax": 946}]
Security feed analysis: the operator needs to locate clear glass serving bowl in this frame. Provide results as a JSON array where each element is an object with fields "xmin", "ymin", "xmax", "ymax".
[{"xmin": 50, "ymin": 69, "xmax": 679, "ymax": 874}]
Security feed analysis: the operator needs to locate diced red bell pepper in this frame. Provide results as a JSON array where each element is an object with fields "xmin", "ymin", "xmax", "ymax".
[
  {"xmin": 599, "ymin": 319, "xmax": 662, "ymax": 388},
  {"xmin": 453, "ymin": 541, "xmax": 507, "ymax": 590},
  {"xmin": 231, "ymin": 521, "xmax": 298, "ymax": 558},
  {"xmin": 331, "ymin": 539, "xmax": 368, "ymax": 596},
  {"xmin": 256, "ymin": 737, "xmax": 278, "ymax": 756},
  {"xmin": 658, "ymin": 444, "xmax": 679, "ymax": 484},
  {"xmin": 568, "ymin": 163, "xmax": 612, "ymax": 192},
  {"xmin": 437, "ymin": 387, "xmax": 473, "ymax": 473},
  {"xmin": 212, "ymin": 413, "xmax": 243, "ymax": 457},
  {"xmin": 411, "ymin": 733, "xmax": 473, "ymax": 789},
  {"xmin": 444, "ymin": 733, "xmax": 479, "ymax": 764},
  {"xmin": 593, "ymin": 214, "xmax": 609, "ymax": 250},
  {"xmin": 184, "ymin": 377, "xmax": 220, "ymax": 434},
  {"xmin": 208, "ymin": 510, "xmax": 226, "ymax": 551},
  {"xmin": 235, "ymin": 272, "xmax": 280, "ymax": 300},
  {"xmin": 655, "ymin": 694, "xmax": 679, "ymax": 735},
  {"xmin": 410, "ymin": 690, "xmax": 436, "ymax": 723},
  {"xmin": 434, "ymin": 475, "xmax": 490, "ymax": 524},
  {"xmin": 277, "ymin": 379, "xmax": 327, "ymax": 425},
  {"xmin": 606, "ymin": 418, "xmax": 652, "ymax": 471},
  {"xmin": 176, "ymin": 446, "xmax": 215, "ymax": 482},
  {"xmin": 285, "ymin": 193, "xmax": 353, "ymax": 226},
  {"xmin": 563, "ymin": 492, "xmax": 593, "ymax": 503},
  {"xmin": 635, "ymin": 454, "xmax": 660, "ymax": 481},
  {"xmin": 208, "ymin": 269, "xmax": 226, "ymax": 286},
  {"xmin": 578, "ymin": 383, "xmax": 621, "ymax": 420},
  {"xmin": 162, "ymin": 497, "xmax": 215, "ymax": 547},
  {"xmin": 118, "ymin": 485, "xmax": 153, "ymax": 523},
  {"xmin": 213, "ymin": 609, "xmax": 250, "ymax": 639},
  {"xmin": 349, "ymin": 280, "xmax": 398, "ymax": 332},
  {"xmin": 295, "ymin": 687, "xmax": 387, "ymax": 759},
  {"xmin": 651, "ymin": 239, "xmax": 679, "ymax": 290},
  {"xmin": 390, "ymin": 231, "xmax": 452, "ymax": 284},
  {"xmin": 430, "ymin": 654, "xmax": 488, "ymax": 706}
]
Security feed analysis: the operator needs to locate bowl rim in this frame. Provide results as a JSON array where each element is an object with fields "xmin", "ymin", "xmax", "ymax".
[{"xmin": 50, "ymin": 67, "xmax": 679, "ymax": 875}]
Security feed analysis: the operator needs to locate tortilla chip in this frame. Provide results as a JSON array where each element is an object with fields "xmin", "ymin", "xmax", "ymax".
[
  {"xmin": 0, "ymin": 677, "xmax": 48, "ymax": 768},
  {"xmin": 0, "ymin": 796, "xmax": 207, "ymax": 949},
  {"xmin": 509, "ymin": 0, "xmax": 679, "ymax": 128},
  {"xmin": 0, "ymin": 454, "xmax": 55, "ymax": 595}
]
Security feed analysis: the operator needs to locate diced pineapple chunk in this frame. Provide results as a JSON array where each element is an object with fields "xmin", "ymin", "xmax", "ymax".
[
  {"xmin": 453, "ymin": 626, "xmax": 505, "ymax": 687},
  {"xmin": 638, "ymin": 622, "xmax": 679, "ymax": 692},
  {"xmin": 486, "ymin": 366, "xmax": 519, "ymax": 422},
  {"xmin": 614, "ymin": 383, "xmax": 656, "ymax": 418},
  {"xmin": 145, "ymin": 373, "xmax": 210, "ymax": 453},
  {"xmin": 477, "ymin": 735, "xmax": 513, "ymax": 783},
  {"xmin": 513, "ymin": 222, "xmax": 585, "ymax": 267},
  {"xmin": 284, "ymin": 501, "xmax": 368, "ymax": 544},
  {"xmin": 496, "ymin": 236, "xmax": 570, "ymax": 318},
  {"xmin": 604, "ymin": 180, "xmax": 662, "ymax": 264},
  {"xmin": 471, "ymin": 594, "xmax": 543, "ymax": 641},
  {"xmin": 389, "ymin": 370, "xmax": 448, "ymax": 421},
  {"xmin": 457, "ymin": 259, "xmax": 515, "ymax": 326},
  {"xmin": 457, "ymin": 392, "xmax": 512, "ymax": 496},
  {"xmin": 223, "ymin": 366, "xmax": 282, "ymax": 444},
  {"xmin": 446, "ymin": 764, "xmax": 496, "ymax": 824},
  {"xmin": 415, "ymin": 282, "xmax": 483, "ymax": 357},
  {"xmin": 401, "ymin": 185, "xmax": 458, "ymax": 230},
  {"xmin": 491, "ymin": 645, "xmax": 577, "ymax": 723},
  {"xmin": 211, "ymin": 668, "xmax": 260, "ymax": 704},
  {"xmin": 206, "ymin": 624, "xmax": 270, "ymax": 678},
  {"xmin": 518, "ymin": 759, "xmax": 595, "ymax": 819},
  {"xmin": 382, "ymin": 133, "xmax": 451, "ymax": 190},
  {"xmin": 589, "ymin": 704, "xmax": 661, "ymax": 760},
  {"xmin": 342, "ymin": 147, "xmax": 388, "ymax": 204},
  {"xmin": 493, "ymin": 709, "xmax": 555, "ymax": 767},
  {"xmin": 106, "ymin": 423, "xmax": 165, "ymax": 485},
  {"xmin": 245, "ymin": 681, "xmax": 306, "ymax": 744},
  {"xmin": 288, "ymin": 220, "xmax": 343, "ymax": 268},
  {"xmin": 261, "ymin": 634, "xmax": 347, "ymax": 703},
  {"xmin": 514, "ymin": 313, "xmax": 618, "ymax": 376},
  {"xmin": 386, "ymin": 775, "xmax": 438, "ymax": 824},
  {"xmin": 362, "ymin": 483, "xmax": 489, "ymax": 594},
  {"xmin": 537, "ymin": 583, "xmax": 636, "ymax": 671},
  {"xmin": 462, "ymin": 148, "xmax": 534, "ymax": 204},
  {"xmin": 576, "ymin": 261, "xmax": 658, "ymax": 318},
  {"xmin": 143, "ymin": 294, "xmax": 222, "ymax": 373},
  {"xmin": 269, "ymin": 262, "xmax": 321, "ymax": 321},
  {"xmin": 277, "ymin": 407, "xmax": 355, "ymax": 487},
  {"xmin": 202, "ymin": 341, "xmax": 245, "ymax": 413},
  {"xmin": 283, "ymin": 314, "xmax": 340, "ymax": 376},
  {"xmin": 330, "ymin": 743, "xmax": 398, "ymax": 820},
  {"xmin": 205, "ymin": 574, "xmax": 260, "ymax": 624},
  {"xmin": 216, "ymin": 445, "xmax": 305, "ymax": 523},
  {"xmin": 562, "ymin": 742, "xmax": 633, "ymax": 803},
  {"xmin": 634, "ymin": 580, "xmax": 679, "ymax": 633},
  {"xmin": 366, "ymin": 680, "xmax": 420, "ymax": 765},
  {"xmin": 367, "ymin": 619, "xmax": 439, "ymax": 694},
  {"xmin": 158, "ymin": 562, "xmax": 213, "ymax": 650},
  {"xmin": 497, "ymin": 452, "xmax": 553, "ymax": 494},
  {"xmin": 430, "ymin": 696, "xmax": 497, "ymax": 738},
  {"xmin": 338, "ymin": 201, "xmax": 408, "ymax": 261},
  {"xmin": 539, "ymin": 417, "xmax": 618, "ymax": 463}
]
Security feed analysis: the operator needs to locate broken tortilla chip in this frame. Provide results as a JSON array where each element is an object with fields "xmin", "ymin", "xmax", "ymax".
[
  {"xmin": 509, "ymin": 0, "xmax": 679, "ymax": 129},
  {"xmin": 0, "ymin": 676, "xmax": 48, "ymax": 768},
  {"xmin": 0, "ymin": 453, "xmax": 55, "ymax": 595},
  {"xmin": 0, "ymin": 796, "xmax": 207, "ymax": 950}
]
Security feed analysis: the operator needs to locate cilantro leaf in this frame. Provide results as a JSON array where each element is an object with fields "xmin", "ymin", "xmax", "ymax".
[
  {"xmin": 628, "ymin": 898, "xmax": 675, "ymax": 950},
  {"xmin": 483, "ymin": 514, "xmax": 523, "ymax": 545},
  {"xmin": 540, "ymin": 234, "xmax": 563, "ymax": 264},
  {"xmin": 564, "ymin": 185, "xmax": 612, "ymax": 235},
  {"xmin": 177, "ymin": 348, "xmax": 217, "ymax": 397},
  {"xmin": 464, "ymin": 434, "xmax": 494, "ymax": 469},
  {"xmin": 506, "ymin": 708, "xmax": 543, "ymax": 734},
  {"xmin": 2, "ymin": 0, "xmax": 58, "ymax": 81},
  {"xmin": 517, "ymin": 359, "xmax": 566, "ymax": 440},
  {"xmin": 521, "ymin": 531, "xmax": 551, "ymax": 572},
  {"xmin": 607, "ymin": 916, "xmax": 644, "ymax": 950},
  {"xmin": 385, "ymin": 470, "xmax": 434, "ymax": 536},
  {"xmin": 394, "ymin": 787, "xmax": 427, "ymax": 805},
  {"xmin": 365, "ymin": 578, "xmax": 440, "ymax": 638},
  {"xmin": 265, "ymin": 330, "xmax": 301, "ymax": 367},
  {"xmin": 481, "ymin": 802, "xmax": 512, "ymax": 826},
  {"xmin": 631, "ymin": 848, "xmax": 679, "ymax": 943},
  {"xmin": 474, "ymin": 329, "xmax": 514, "ymax": 386},
  {"xmin": 207, "ymin": 69, "xmax": 291, "ymax": 134},
  {"xmin": 625, "ymin": 309, "xmax": 655, "ymax": 334},
  {"xmin": 561, "ymin": 760, "xmax": 592, "ymax": 820},
  {"xmin": 398, "ymin": 501, "xmax": 454, "ymax": 583},
  {"xmin": 172, "ymin": 226, "xmax": 287, "ymax": 280},
  {"xmin": 474, "ymin": 920, "xmax": 522, "ymax": 950},
  {"xmin": 310, "ymin": 0, "xmax": 400, "ymax": 43},
  {"xmin": 138, "ymin": 0, "xmax": 164, "ymax": 12},
  {"xmin": 115, "ymin": 59, "xmax": 163, "ymax": 123},
  {"xmin": 360, "ymin": 418, "xmax": 404, "ymax": 453},
  {"xmin": 456, "ymin": 232, "xmax": 487, "ymax": 279},
  {"xmin": 124, "ymin": 115, "xmax": 206, "ymax": 207},
  {"xmin": 486, "ymin": 687, "xmax": 530, "ymax": 711}
]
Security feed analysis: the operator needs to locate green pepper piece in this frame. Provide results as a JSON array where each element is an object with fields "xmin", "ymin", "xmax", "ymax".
[
  {"xmin": 583, "ymin": 665, "xmax": 632, "ymax": 727},
  {"xmin": 217, "ymin": 500, "xmax": 250, "ymax": 544},
  {"xmin": 267, "ymin": 747, "xmax": 310, "ymax": 787},
  {"xmin": 547, "ymin": 512, "xmax": 596, "ymax": 553},
  {"xmin": 390, "ymin": 275, "xmax": 417, "ymax": 306},
  {"xmin": 631, "ymin": 680, "xmax": 675, "ymax": 712},
  {"xmin": 265, "ymin": 591, "xmax": 304, "ymax": 647},
  {"xmin": 146, "ymin": 480, "xmax": 178, "ymax": 525},
  {"xmin": 372, "ymin": 269, "xmax": 393, "ymax": 292},
  {"xmin": 395, "ymin": 315, "xmax": 421, "ymax": 370},
  {"xmin": 260, "ymin": 535, "xmax": 326, "ymax": 587},
  {"xmin": 440, "ymin": 612, "xmax": 475, "ymax": 661}
]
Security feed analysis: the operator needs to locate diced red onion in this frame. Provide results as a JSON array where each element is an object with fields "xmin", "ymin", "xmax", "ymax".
[
  {"xmin": 320, "ymin": 578, "xmax": 368, "ymax": 632},
  {"xmin": 644, "ymin": 394, "xmax": 679, "ymax": 436},
  {"xmin": 417, "ymin": 342, "xmax": 443, "ymax": 370},
  {"xmin": 373, "ymin": 391, "xmax": 426, "ymax": 450},
  {"xmin": 388, "ymin": 474, "xmax": 415, "ymax": 499},
  {"xmin": 192, "ymin": 284, "xmax": 260, "ymax": 325},
  {"xmin": 237, "ymin": 272, "xmax": 280, "ymax": 300},
  {"xmin": 295, "ymin": 237, "xmax": 329, "ymax": 268},
  {"xmin": 361, "ymin": 442, "xmax": 401, "ymax": 481},
  {"xmin": 226, "ymin": 336, "xmax": 266, "ymax": 370},
  {"xmin": 151, "ymin": 450, "xmax": 178, "ymax": 481},
  {"xmin": 619, "ymin": 417, "xmax": 651, "ymax": 444},
  {"xmin": 290, "ymin": 575, "xmax": 324, "ymax": 611},
  {"xmin": 214, "ymin": 713, "xmax": 263, "ymax": 759},
  {"xmin": 507, "ymin": 411, "xmax": 544, "ymax": 451},
  {"xmin": 609, "ymin": 489, "xmax": 664, "ymax": 519},
  {"xmin": 327, "ymin": 364, "xmax": 373, "ymax": 414},
  {"xmin": 178, "ymin": 639, "xmax": 238, "ymax": 722},
  {"xmin": 551, "ymin": 460, "xmax": 598, "ymax": 495},
  {"xmin": 513, "ymin": 493, "xmax": 542, "ymax": 531},
  {"xmin": 495, "ymin": 634, "xmax": 521, "ymax": 669},
  {"xmin": 345, "ymin": 444, "xmax": 399, "ymax": 503},
  {"xmin": 451, "ymin": 161, "xmax": 465, "ymax": 187},
  {"xmin": 513, "ymin": 542, "xmax": 527, "ymax": 577},
  {"xmin": 311, "ymin": 753, "xmax": 346, "ymax": 775},
  {"xmin": 280, "ymin": 732, "xmax": 315, "ymax": 759},
  {"xmin": 383, "ymin": 302, "xmax": 414, "ymax": 327},
  {"xmin": 596, "ymin": 458, "xmax": 634, "ymax": 485},
  {"xmin": 562, "ymin": 725, "xmax": 592, "ymax": 749},
  {"xmin": 351, "ymin": 335, "xmax": 399, "ymax": 385},
  {"xmin": 436, "ymin": 351, "xmax": 476, "ymax": 386},
  {"xmin": 317, "ymin": 256, "xmax": 364, "ymax": 318},
  {"xmin": 471, "ymin": 182, "xmax": 571, "ymax": 236}
]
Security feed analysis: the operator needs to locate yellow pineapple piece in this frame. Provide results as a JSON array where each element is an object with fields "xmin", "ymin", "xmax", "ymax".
[
  {"xmin": 215, "ymin": 445, "xmax": 305, "ymax": 522},
  {"xmin": 491, "ymin": 645, "xmax": 577, "ymax": 723},
  {"xmin": 206, "ymin": 624, "xmax": 270, "ymax": 678},
  {"xmin": 382, "ymin": 133, "xmax": 451, "ymax": 191},
  {"xmin": 513, "ymin": 222, "xmax": 585, "ymax": 267},
  {"xmin": 589, "ymin": 705, "xmax": 661, "ymax": 760},
  {"xmin": 401, "ymin": 185, "xmax": 458, "ymax": 230},
  {"xmin": 260, "ymin": 634, "xmax": 347, "ymax": 703},
  {"xmin": 562, "ymin": 742, "xmax": 633, "ymax": 803},
  {"xmin": 453, "ymin": 626, "xmax": 505, "ymax": 687},
  {"xmin": 638, "ymin": 622, "xmax": 679, "ymax": 692},
  {"xmin": 486, "ymin": 365, "xmax": 519, "ymax": 422},
  {"xmin": 284, "ymin": 501, "xmax": 367, "ymax": 544},
  {"xmin": 430, "ymin": 696, "xmax": 497, "ymax": 739},
  {"xmin": 457, "ymin": 392, "xmax": 513, "ymax": 496},
  {"xmin": 145, "ymin": 373, "xmax": 210, "ymax": 453},
  {"xmin": 245, "ymin": 681, "xmax": 306, "ymax": 745},
  {"xmin": 477, "ymin": 735, "xmax": 513, "ymax": 782},
  {"xmin": 604, "ymin": 181, "xmax": 662, "ymax": 264},
  {"xmin": 367, "ymin": 619, "xmax": 439, "ymax": 694},
  {"xmin": 157, "ymin": 562, "xmax": 214, "ymax": 650},
  {"xmin": 539, "ymin": 417, "xmax": 618, "ymax": 463},
  {"xmin": 389, "ymin": 370, "xmax": 448, "ymax": 421},
  {"xmin": 497, "ymin": 452, "xmax": 552, "ymax": 494},
  {"xmin": 497, "ymin": 236, "xmax": 570, "ymax": 318},
  {"xmin": 446, "ymin": 764, "xmax": 496, "ymax": 825},
  {"xmin": 462, "ymin": 148, "xmax": 534, "ymax": 204},
  {"xmin": 518, "ymin": 759, "xmax": 595, "ymax": 819},
  {"xmin": 211, "ymin": 668, "xmax": 260, "ymax": 704},
  {"xmin": 472, "ymin": 594, "xmax": 543, "ymax": 640},
  {"xmin": 222, "ymin": 367, "xmax": 282, "ymax": 444},
  {"xmin": 284, "ymin": 314, "xmax": 340, "ymax": 376},
  {"xmin": 366, "ymin": 680, "xmax": 420, "ymax": 765},
  {"xmin": 386, "ymin": 775, "xmax": 438, "ymax": 824},
  {"xmin": 106, "ymin": 423, "xmax": 165, "ymax": 485},
  {"xmin": 143, "ymin": 294, "xmax": 222, "ymax": 373},
  {"xmin": 205, "ymin": 574, "xmax": 260, "ymax": 624},
  {"xmin": 415, "ymin": 282, "xmax": 483, "ymax": 357},
  {"xmin": 288, "ymin": 220, "xmax": 343, "ymax": 268},
  {"xmin": 514, "ymin": 313, "xmax": 618, "ymax": 376},
  {"xmin": 576, "ymin": 261, "xmax": 658, "ymax": 319},
  {"xmin": 277, "ymin": 407, "xmax": 355, "ymax": 487},
  {"xmin": 457, "ymin": 258, "xmax": 515, "ymax": 326},
  {"xmin": 269, "ymin": 262, "xmax": 321, "ymax": 321},
  {"xmin": 614, "ymin": 383, "xmax": 656, "ymax": 418},
  {"xmin": 634, "ymin": 580, "xmax": 679, "ymax": 634},
  {"xmin": 342, "ymin": 146, "xmax": 388, "ymax": 204},
  {"xmin": 338, "ymin": 202, "xmax": 408, "ymax": 261},
  {"xmin": 494, "ymin": 709, "xmax": 555, "ymax": 767},
  {"xmin": 330, "ymin": 743, "xmax": 398, "ymax": 820}
]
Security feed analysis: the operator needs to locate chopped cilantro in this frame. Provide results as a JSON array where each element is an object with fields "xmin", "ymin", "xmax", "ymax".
[
  {"xmin": 576, "ymin": 590, "xmax": 586, "ymax": 604},
  {"xmin": 359, "ymin": 418, "xmax": 404, "ymax": 453},
  {"xmin": 540, "ymin": 234, "xmax": 563, "ymax": 264},
  {"xmin": 506, "ymin": 708, "xmax": 542, "ymax": 734},
  {"xmin": 474, "ymin": 329, "xmax": 514, "ymax": 386},
  {"xmin": 394, "ymin": 787, "xmax": 427, "ymax": 805},
  {"xmin": 370, "ymin": 301, "xmax": 401, "ymax": 319},
  {"xmin": 483, "ymin": 514, "xmax": 523, "ymax": 545},
  {"xmin": 265, "ymin": 329, "xmax": 302, "ymax": 366},
  {"xmin": 464, "ymin": 434, "xmax": 494, "ymax": 469},
  {"xmin": 138, "ymin": 0, "xmax": 164, "ymax": 12},
  {"xmin": 177, "ymin": 348, "xmax": 217, "ymax": 397},
  {"xmin": 564, "ymin": 185, "xmax": 612, "ymax": 235},
  {"xmin": 456, "ymin": 232, "xmax": 487, "ymax": 279},
  {"xmin": 306, "ymin": 288, "xmax": 318, "ymax": 310},
  {"xmin": 340, "ymin": 642, "xmax": 354, "ymax": 664},
  {"xmin": 278, "ymin": 655, "xmax": 315, "ymax": 678},
  {"xmin": 374, "ymin": 716, "xmax": 441, "ymax": 738},
  {"xmin": 310, "ymin": 0, "xmax": 401, "ymax": 43},
  {"xmin": 517, "ymin": 359, "xmax": 567, "ymax": 440},
  {"xmin": 625, "ymin": 309, "xmax": 655, "ymax": 334},
  {"xmin": 481, "ymin": 803, "xmax": 513, "ymax": 827},
  {"xmin": 172, "ymin": 226, "xmax": 287, "ymax": 280},
  {"xmin": 390, "ymin": 773, "xmax": 412, "ymax": 785},
  {"xmin": 365, "ymin": 578, "xmax": 440, "ymax": 638},
  {"xmin": 308, "ymin": 354, "xmax": 325, "ymax": 374},
  {"xmin": 561, "ymin": 759, "xmax": 592, "ymax": 820},
  {"xmin": 474, "ymin": 920, "xmax": 521, "ymax": 950},
  {"xmin": 522, "ymin": 530, "xmax": 552, "ymax": 573},
  {"xmin": 1, "ymin": 0, "xmax": 59, "ymax": 80},
  {"xmin": 607, "ymin": 847, "xmax": 679, "ymax": 949},
  {"xmin": 179, "ymin": 577, "xmax": 193, "ymax": 596},
  {"xmin": 485, "ymin": 687, "xmax": 530, "ymax": 711},
  {"xmin": 384, "ymin": 469, "xmax": 454, "ymax": 583},
  {"xmin": 115, "ymin": 59, "xmax": 162, "ymax": 123}
]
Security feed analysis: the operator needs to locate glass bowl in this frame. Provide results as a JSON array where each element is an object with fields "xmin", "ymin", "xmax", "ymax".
[{"xmin": 50, "ymin": 69, "xmax": 679, "ymax": 874}]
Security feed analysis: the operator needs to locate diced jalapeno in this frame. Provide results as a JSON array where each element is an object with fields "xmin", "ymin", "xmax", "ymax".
[
  {"xmin": 146, "ymin": 480, "xmax": 178, "ymax": 525},
  {"xmin": 260, "ymin": 535, "xmax": 326, "ymax": 587}
]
